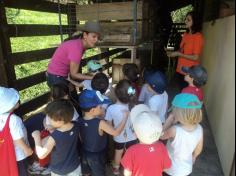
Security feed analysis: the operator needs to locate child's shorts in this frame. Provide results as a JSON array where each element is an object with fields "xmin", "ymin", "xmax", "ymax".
[
  {"xmin": 51, "ymin": 164, "xmax": 82, "ymax": 176},
  {"xmin": 114, "ymin": 140, "xmax": 138, "ymax": 150}
]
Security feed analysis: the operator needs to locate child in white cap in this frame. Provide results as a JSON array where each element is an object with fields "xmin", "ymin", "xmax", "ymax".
[
  {"xmin": 161, "ymin": 93, "xmax": 203, "ymax": 176},
  {"xmin": 121, "ymin": 104, "xmax": 171, "ymax": 176},
  {"xmin": 0, "ymin": 86, "xmax": 33, "ymax": 176}
]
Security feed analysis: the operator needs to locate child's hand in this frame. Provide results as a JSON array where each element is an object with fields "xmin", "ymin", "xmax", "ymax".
[
  {"xmin": 24, "ymin": 147, "xmax": 33, "ymax": 157},
  {"xmin": 32, "ymin": 130, "xmax": 40, "ymax": 139}
]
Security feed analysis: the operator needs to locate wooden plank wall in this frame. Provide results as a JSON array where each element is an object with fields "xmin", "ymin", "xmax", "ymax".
[
  {"xmin": 1, "ymin": 0, "xmax": 126, "ymax": 116},
  {"xmin": 75, "ymin": 1, "xmax": 155, "ymax": 43}
]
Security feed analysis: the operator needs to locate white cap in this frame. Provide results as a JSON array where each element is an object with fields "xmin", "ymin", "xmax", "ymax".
[
  {"xmin": 130, "ymin": 104, "xmax": 163, "ymax": 144},
  {"xmin": 0, "ymin": 87, "xmax": 20, "ymax": 114}
]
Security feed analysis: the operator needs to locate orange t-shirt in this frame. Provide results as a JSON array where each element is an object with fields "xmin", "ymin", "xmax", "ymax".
[{"xmin": 176, "ymin": 32, "xmax": 204, "ymax": 74}]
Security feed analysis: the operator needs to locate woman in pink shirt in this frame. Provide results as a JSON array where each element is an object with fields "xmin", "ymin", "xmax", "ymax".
[{"xmin": 46, "ymin": 21, "xmax": 101, "ymax": 87}]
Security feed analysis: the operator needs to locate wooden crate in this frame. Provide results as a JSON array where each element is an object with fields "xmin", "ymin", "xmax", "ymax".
[
  {"xmin": 112, "ymin": 58, "xmax": 140, "ymax": 84},
  {"xmin": 76, "ymin": 1, "xmax": 152, "ymax": 44}
]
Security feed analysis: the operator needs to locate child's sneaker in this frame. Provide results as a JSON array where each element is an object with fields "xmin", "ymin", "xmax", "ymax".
[
  {"xmin": 27, "ymin": 162, "xmax": 45, "ymax": 175},
  {"xmin": 40, "ymin": 167, "xmax": 51, "ymax": 175}
]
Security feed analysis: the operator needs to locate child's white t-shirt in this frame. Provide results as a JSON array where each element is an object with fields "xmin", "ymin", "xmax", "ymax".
[
  {"xmin": 148, "ymin": 91, "xmax": 168, "ymax": 123},
  {"xmin": 0, "ymin": 113, "xmax": 30, "ymax": 161},
  {"xmin": 105, "ymin": 103, "xmax": 137, "ymax": 143},
  {"xmin": 138, "ymin": 84, "xmax": 154, "ymax": 105},
  {"xmin": 82, "ymin": 79, "xmax": 111, "ymax": 110},
  {"xmin": 165, "ymin": 124, "xmax": 203, "ymax": 176},
  {"xmin": 82, "ymin": 80, "xmax": 92, "ymax": 90}
]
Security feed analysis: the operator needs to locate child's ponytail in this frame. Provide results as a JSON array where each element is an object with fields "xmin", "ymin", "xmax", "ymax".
[{"xmin": 115, "ymin": 80, "xmax": 137, "ymax": 110}]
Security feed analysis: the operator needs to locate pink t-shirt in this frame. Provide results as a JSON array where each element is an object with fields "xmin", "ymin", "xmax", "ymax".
[
  {"xmin": 121, "ymin": 142, "xmax": 171, "ymax": 176},
  {"xmin": 181, "ymin": 86, "xmax": 204, "ymax": 101},
  {"xmin": 47, "ymin": 39, "xmax": 85, "ymax": 77}
]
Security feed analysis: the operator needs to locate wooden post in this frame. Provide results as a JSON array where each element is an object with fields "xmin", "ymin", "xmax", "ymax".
[
  {"xmin": 67, "ymin": 3, "xmax": 77, "ymax": 37},
  {"xmin": 0, "ymin": 1, "xmax": 16, "ymax": 87}
]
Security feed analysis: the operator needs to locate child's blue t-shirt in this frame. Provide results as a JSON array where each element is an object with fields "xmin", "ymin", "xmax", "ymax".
[
  {"xmin": 50, "ymin": 123, "xmax": 80, "ymax": 175},
  {"xmin": 78, "ymin": 117, "xmax": 107, "ymax": 153}
]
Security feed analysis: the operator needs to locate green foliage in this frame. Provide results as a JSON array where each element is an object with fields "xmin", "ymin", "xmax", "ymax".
[{"xmin": 171, "ymin": 5, "xmax": 194, "ymax": 23}]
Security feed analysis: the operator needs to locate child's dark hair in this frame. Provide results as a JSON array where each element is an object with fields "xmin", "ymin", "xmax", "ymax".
[
  {"xmin": 91, "ymin": 73, "xmax": 109, "ymax": 94},
  {"xmin": 50, "ymin": 83, "xmax": 69, "ymax": 100},
  {"xmin": 122, "ymin": 63, "xmax": 140, "ymax": 83},
  {"xmin": 80, "ymin": 106, "xmax": 97, "ymax": 113},
  {"xmin": 45, "ymin": 99, "xmax": 74, "ymax": 123},
  {"xmin": 115, "ymin": 80, "xmax": 137, "ymax": 109}
]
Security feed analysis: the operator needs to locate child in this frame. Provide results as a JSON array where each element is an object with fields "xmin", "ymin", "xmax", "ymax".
[
  {"xmin": 49, "ymin": 83, "xmax": 80, "ymax": 121},
  {"xmin": 181, "ymin": 65, "xmax": 208, "ymax": 102},
  {"xmin": 0, "ymin": 86, "xmax": 33, "ymax": 176},
  {"xmin": 78, "ymin": 89, "xmax": 129, "ymax": 176},
  {"xmin": 138, "ymin": 67, "xmax": 155, "ymax": 105},
  {"xmin": 161, "ymin": 93, "xmax": 204, "ymax": 176},
  {"xmin": 105, "ymin": 80, "xmax": 138, "ymax": 175},
  {"xmin": 91, "ymin": 72, "xmax": 111, "ymax": 111},
  {"xmin": 32, "ymin": 99, "xmax": 82, "ymax": 176},
  {"xmin": 121, "ymin": 104, "xmax": 171, "ymax": 176},
  {"xmin": 67, "ymin": 59, "xmax": 103, "ymax": 90},
  {"xmin": 145, "ymin": 70, "xmax": 168, "ymax": 124},
  {"xmin": 122, "ymin": 63, "xmax": 140, "ymax": 96}
]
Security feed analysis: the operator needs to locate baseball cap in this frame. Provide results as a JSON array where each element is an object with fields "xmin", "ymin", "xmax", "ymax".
[
  {"xmin": 145, "ymin": 71, "xmax": 167, "ymax": 94},
  {"xmin": 79, "ymin": 89, "xmax": 111, "ymax": 109},
  {"xmin": 172, "ymin": 93, "xmax": 202, "ymax": 109},
  {"xmin": 181, "ymin": 65, "xmax": 207, "ymax": 86},
  {"xmin": 130, "ymin": 104, "xmax": 163, "ymax": 144},
  {"xmin": 87, "ymin": 60, "xmax": 102, "ymax": 72},
  {"xmin": 78, "ymin": 21, "xmax": 101, "ymax": 35},
  {"xmin": 0, "ymin": 87, "xmax": 20, "ymax": 114}
]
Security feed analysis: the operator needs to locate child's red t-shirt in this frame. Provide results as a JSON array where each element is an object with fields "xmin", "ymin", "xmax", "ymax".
[
  {"xmin": 181, "ymin": 86, "xmax": 203, "ymax": 101},
  {"xmin": 121, "ymin": 142, "xmax": 171, "ymax": 176}
]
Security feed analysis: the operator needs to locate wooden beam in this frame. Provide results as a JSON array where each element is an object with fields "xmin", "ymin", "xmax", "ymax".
[
  {"xmin": 0, "ymin": 41, "xmax": 8, "ymax": 86},
  {"xmin": 13, "ymin": 71, "xmax": 46, "ymax": 91},
  {"xmin": 67, "ymin": 3, "xmax": 77, "ymax": 37},
  {"xmin": 7, "ymin": 24, "xmax": 69, "ymax": 37},
  {"xmin": 10, "ymin": 47, "xmax": 56, "ymax": 65},
  {"xmin": 76, "ymin": 1, "xmax": 143, "ymax": 21},
  {"xmin": 0, "ymin": 2, "xmax": 16, "ymax": 86},
  {"xmin": 80, "ymin": 48, "xmax": 126, "ymax": 66},
  {"xmin": 15, "ymin": 92, "xmax": 50, "ymax": 116},
  {"xmin": 4, "ymin": 0, "xmax": 68, "ymax": 14}
]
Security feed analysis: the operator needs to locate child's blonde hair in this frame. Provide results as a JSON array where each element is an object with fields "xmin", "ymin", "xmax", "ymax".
[{"xmin": 173, "ymin": 107, "xmax": 202, "ymax": 125}]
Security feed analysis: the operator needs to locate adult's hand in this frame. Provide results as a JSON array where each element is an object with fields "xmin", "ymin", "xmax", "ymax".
[{"xmin": 166, "ymin": 51, "xmax": 181, "ymax": 58}]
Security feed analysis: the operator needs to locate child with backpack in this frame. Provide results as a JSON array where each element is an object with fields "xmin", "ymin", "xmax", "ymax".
[{"xmin": 0, "ymin": 86, "xmax": 33, "ymax": 176}]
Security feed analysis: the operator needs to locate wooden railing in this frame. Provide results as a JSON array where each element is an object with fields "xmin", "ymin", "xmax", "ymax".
[{"xmin": 0, "ymin": 0, "xmax": 127, "ymax": 116}]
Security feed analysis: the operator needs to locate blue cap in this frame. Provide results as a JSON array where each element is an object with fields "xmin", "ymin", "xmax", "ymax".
[
  {"xmin": 79, "ymin": 89, "xmax": 111, "ymax": 109},
  {"xmin": 145, "ymin": 71, "xmax": 167, "ymax": 94},
  {"xmin": 172, "ymin": 93, "xmax": 202, "ymax": 109},
  {"xmin": 87, "ymin": 60, "xmax": 102, "ymax": 72}
]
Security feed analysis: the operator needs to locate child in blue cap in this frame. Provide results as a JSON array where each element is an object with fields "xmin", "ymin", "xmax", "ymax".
[
  {"xmin": 78, "ymin": 89, "xmax": 129, "ymax": 176},
  {"xmin": 143, "ymin": 70, "xmax": 168, "ymax": 124},
  {"xmin": 161, "ymin": 93, "xmax": 203, "ymax": 176}
]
